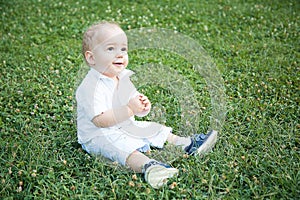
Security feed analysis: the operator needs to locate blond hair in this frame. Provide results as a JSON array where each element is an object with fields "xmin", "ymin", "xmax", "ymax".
[{"xmin": 82, "ymin": 21, "xmax": 121, "ymax": 63}]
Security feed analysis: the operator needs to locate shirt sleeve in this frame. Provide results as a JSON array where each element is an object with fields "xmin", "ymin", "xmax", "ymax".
[
  {"xmin": 76, "ymin": 76, "xmax": 109, "ymax": 121},
  {"xmin": 93, "ymin": 84, "xmax": 110, "ymax": 119}
]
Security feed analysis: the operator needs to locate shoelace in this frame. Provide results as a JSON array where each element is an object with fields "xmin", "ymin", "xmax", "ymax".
[
  {"xmin": 142, "ymin": 160, "xmax": 171, "ymax": 174},
  {"xmin": 194, "ymin": 133, "xmax": 207, "ymax": 142},
  {"xmin": 184, "ymin": 133, "xmax": 207, "ymax": 154}
]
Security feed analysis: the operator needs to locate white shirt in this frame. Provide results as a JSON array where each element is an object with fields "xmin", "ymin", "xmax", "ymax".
[{"xmin": 76, "ymin": 68, "xmax": 138, "ymax": 144}]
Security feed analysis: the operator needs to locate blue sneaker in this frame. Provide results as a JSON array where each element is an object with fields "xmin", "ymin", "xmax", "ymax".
[
  {"xmin": 184, "ymin": 130, "xmax": 218, "ymax": 155},
  {"xmin": 143, "ymin": 160, "xmax": 178, "ymax": 189}
]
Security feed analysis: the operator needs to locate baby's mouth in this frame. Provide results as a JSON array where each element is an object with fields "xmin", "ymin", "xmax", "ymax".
[{"xmin": 113, "ymin": 61, "xmax": 124, "ymax": 67}]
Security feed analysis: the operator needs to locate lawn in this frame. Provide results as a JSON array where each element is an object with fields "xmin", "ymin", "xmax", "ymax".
[{"xmin": 0, "ymin": 0, "xmax": 299, "ymax": 199}]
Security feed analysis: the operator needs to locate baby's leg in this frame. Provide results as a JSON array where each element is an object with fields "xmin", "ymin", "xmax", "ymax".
[
  {"xmin": 126, "ymin": 150, "xmax": 152, "ymax": 173},
  {"xmin": 127, "ymin": 150, "xmax": 178, "ymax": 189},
  {"xmin": 167, "ymin": 133, "xmax": 191, "ymax": 148}
]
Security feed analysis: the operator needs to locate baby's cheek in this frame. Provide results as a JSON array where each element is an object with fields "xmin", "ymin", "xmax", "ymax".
[{"xmin": 126, "ymin": 56, "xmax": 129, "ymax": 65}]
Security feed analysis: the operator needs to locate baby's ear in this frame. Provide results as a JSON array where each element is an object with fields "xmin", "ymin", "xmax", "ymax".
[{"xmin": 85, "ymin": 51, "xmax": 95, "ymax": 66}]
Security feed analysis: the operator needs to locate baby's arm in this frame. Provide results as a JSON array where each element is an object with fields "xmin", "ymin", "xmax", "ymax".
[
  {"xmin": 92, "ymin": 106, "xmax": 133, "ymax": 128},
  {"xmin": 92, "ymin": 95, "xmax": 146, "ymax": 128}
]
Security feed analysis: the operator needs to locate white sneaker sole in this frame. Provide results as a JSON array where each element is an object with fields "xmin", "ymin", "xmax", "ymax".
[
  {"xmin": 196, "ymin": 130, "xmax": 218, "ymax": 155},
  {"xmin": 145, "ymin": 165, "xmax": 179, "ymax": 189}
]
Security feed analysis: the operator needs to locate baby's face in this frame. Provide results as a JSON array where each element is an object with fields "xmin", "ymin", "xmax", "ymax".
[{"xmin": 92, "ymin": 26, "xmax": 128, "ymax": 78}]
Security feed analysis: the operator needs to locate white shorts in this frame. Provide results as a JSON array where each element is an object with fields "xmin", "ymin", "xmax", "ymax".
[{"xmin": 81, "ymin": 122, "xmax": 171, "ymax": 166}]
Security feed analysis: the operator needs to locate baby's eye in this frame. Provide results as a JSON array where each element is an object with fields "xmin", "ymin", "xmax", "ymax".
[
  {"xmin": 121, "ymin": 47, "xmax": 127, "ymax": 51},
  {"xmin": 107, "ymin": 47, "xmax": 114, "ymax": 51}
]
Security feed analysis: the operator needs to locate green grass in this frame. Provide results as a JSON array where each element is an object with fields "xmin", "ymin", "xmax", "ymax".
[{"xmin": 1, "ymin": 0, "xmax": 299, "ymax": 199}]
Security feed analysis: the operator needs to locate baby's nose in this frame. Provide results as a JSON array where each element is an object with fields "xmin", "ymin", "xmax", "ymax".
[
  {"xmin": 116, "ymin": 50, "xmax": 126, "ymax": 57},
  {"xmin": 116, "ymin": 53, "xmax": 123, "ymax": 58}
]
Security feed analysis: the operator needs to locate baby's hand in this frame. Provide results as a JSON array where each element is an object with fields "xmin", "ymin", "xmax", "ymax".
[
  {"xmin": 139, "ymin": 94, "xmax": 151, "ymax": 111},
  {"xmin": 127, "ymin": 95, "xmax": 145, "ymax": 115}
]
